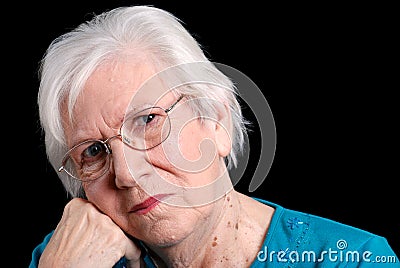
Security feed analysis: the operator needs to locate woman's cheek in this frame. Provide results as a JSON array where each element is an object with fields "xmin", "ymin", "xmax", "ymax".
[
  {"xmin": 179, "ymin": 124, "xmax": 205, "ymax": 161},
  {"xmin": 165, "ymin": 121, "xmax": 216, "ymax": 173}
]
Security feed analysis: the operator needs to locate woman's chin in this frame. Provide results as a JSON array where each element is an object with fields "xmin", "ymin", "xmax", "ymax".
[
  {"xmin": 131, "ymin": 218, "xmax": 191, "ymax": 248},
  {"xmin": 142, "ymin": 232, "xmax": 186, "ymax": 248},
  {"xmin": 151, "ymin": 238, "xmax": 183, "ymax": 248}
]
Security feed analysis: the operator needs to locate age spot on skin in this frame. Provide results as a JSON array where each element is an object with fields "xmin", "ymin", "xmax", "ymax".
[{"xmin": 212, "ymin": 236, "xmax": 218, "ymax": 247}]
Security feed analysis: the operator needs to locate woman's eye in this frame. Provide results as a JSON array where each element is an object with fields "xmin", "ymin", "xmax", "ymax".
[
  {"xmin": 138, "ymin": 114, "xmax": 156, "ymax": 125},
  {"xmin": 84, "ymin": 142, "xmax": 105, "ymax": 158}
]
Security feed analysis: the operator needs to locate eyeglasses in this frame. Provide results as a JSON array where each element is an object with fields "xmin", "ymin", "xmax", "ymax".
[{"xmin": 58, "ymin": 95, "xmax": 184, "ymax": 182}]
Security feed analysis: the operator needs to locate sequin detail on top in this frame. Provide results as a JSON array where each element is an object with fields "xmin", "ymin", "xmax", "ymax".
[{"xmin": 286, "ymin": 217, "xmax": 304, "ymax": 230}]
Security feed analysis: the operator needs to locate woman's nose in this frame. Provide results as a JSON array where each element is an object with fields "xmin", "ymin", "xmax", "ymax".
[{"xmin": 107, "ymin": 138, "xmax": 145, "ymax": 189}]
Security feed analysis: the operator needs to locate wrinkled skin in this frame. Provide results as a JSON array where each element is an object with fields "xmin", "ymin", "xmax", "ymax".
[
  {"xmin": 38, "ymin": 55, "xmax": 274, "ymax": 267},
  {"xmin": 39, "ymin": 198, "xmax": 142, "ymax": 268}
]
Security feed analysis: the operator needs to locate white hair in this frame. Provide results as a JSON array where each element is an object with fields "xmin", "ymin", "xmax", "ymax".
[{"xmin": 38, "ymin": 5, "xmax": 249, "ymax": 197}]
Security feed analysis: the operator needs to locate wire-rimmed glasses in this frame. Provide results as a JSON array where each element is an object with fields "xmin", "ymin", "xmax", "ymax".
[{"xmin": 58, "ymin": 95, "xmax": 184, "ymax": 182}]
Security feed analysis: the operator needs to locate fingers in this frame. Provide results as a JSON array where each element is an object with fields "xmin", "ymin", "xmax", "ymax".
[
  {"xmin": 124, "ymin": 236, "xmax": 143, "ymax": 267},
  {"xmin": 38, "ymin": 198, "xmax": 141, "ymax": 267}
]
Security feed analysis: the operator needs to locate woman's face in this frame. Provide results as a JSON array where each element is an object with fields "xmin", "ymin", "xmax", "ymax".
[{"xmin": 62, "ymin": 57, "xmax": 232, "ymax": 246}]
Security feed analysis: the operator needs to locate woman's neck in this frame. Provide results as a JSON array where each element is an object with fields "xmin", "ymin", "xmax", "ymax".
[{"xmin": 145, "ymin": 191, "xmax": 274, "ymax": 267}]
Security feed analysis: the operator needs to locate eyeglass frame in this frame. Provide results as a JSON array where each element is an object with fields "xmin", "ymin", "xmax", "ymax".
[{"xmin": 58, "ymin": 95, "xmax": 185, "ymax": 181}]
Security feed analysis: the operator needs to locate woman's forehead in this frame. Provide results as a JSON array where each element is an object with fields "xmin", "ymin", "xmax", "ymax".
[{"xmin": 66, "ymin": 59, "xmax": 176, "ymax": 142}]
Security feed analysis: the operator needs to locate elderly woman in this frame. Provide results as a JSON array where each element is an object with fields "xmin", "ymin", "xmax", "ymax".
[{"xmin": 30, "ymin": 5, "xmax": 397, "ymax": 268}]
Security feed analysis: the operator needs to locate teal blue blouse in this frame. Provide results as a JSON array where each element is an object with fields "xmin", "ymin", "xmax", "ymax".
[{"xmin": 30, "ymin": 198, "xmax": 399, "ymax": 267}]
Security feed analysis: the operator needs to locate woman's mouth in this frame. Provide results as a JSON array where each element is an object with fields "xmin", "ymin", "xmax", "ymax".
[{"xmin": 130, "ymin": 194, "xmax": 171, "ymax": 215}]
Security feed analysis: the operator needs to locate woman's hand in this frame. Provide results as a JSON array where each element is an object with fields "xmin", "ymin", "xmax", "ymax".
[{"xmin": 38, "ymin": 198, "xmax": 142, "ymax": 268}]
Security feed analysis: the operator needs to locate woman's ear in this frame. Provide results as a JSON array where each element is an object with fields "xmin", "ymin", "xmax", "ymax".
[{"xmin": 215, "ymin": 102, "xmax": 232, "ymax": 158}]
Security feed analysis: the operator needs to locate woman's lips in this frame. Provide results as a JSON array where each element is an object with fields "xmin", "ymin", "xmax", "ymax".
[{"xmin": 130, "ymin": 194, "xmax": 170, "ymax": 215}]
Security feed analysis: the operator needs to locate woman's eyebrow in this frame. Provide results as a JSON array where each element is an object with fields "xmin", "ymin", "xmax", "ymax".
[
  {"xmin": 124, "ymin": 101, "xmax": 161, "ymax": 114},
  {"xmin": 124, "ymin": 104, "xmax": 149, "ymax": 115},
  {"xmin": 69, "ymin": 130, "xmax": 99, "ymax": 148}
]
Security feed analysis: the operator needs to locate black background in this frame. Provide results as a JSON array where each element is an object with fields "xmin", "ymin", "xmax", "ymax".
[{"xmin": 5, "ymin": 1, "xmax": 398, "ymax": 267}]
